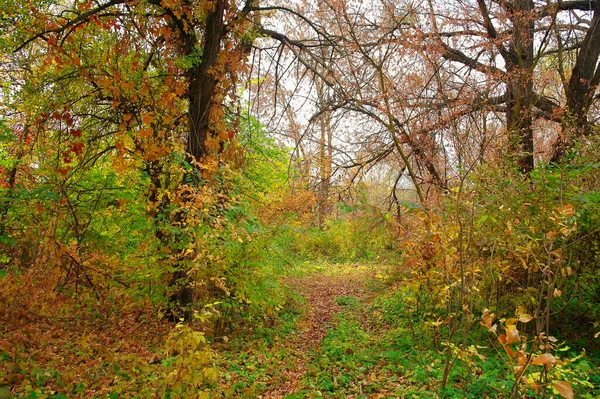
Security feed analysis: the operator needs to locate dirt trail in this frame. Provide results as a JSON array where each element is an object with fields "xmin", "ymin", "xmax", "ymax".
[{"xmin": 259, "ymin": 266, "xmax": 375, "ymax": 398}]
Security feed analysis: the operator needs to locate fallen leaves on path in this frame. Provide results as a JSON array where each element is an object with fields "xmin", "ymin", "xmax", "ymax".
[{"xmin": 259, "ymin": 265, "xmax": 377, "ymax": 398}]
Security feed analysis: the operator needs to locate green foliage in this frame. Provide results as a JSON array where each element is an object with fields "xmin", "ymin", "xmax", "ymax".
[
  {"xmin": 335, "ymin": 296, "xmax": 358, "ymax": 307},
  {"xmin": 289, "ymin": 216, "xmax": 399, "ymax": 264}
]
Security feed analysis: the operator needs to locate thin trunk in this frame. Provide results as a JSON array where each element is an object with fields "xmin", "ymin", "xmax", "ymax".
[
  {"xmin": 0, "ymin": 165, "xmax": 18, "ymax": 238},
  {"xmin": 315, "ymin": 73, "xmax": 333, "ymax": 229}
]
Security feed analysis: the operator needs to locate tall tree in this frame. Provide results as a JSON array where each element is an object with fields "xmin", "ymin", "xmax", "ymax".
[{"xmin": 5, "ymin": 0, "xmax": 258, "ymax": 318}]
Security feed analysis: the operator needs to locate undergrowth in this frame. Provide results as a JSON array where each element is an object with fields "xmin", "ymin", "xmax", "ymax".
[{"xmin": 289, "ymin": 281, "xmax": 600, "ymax": 399}]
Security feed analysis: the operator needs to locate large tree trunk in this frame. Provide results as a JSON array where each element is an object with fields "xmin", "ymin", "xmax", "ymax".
[
  {"xmin": 187, "ymin": 0, "xmax": 226, "ymax": 163},
  {"xmin": 505, "ymin": 0, "xmax": 535, "ymax": 174},
  {"xmin": 167, "ymin": 0, "xmax": 226, "ymax": 320}
]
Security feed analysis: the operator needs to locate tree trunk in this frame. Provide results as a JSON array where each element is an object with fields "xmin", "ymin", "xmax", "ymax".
[
  {"xmin": 505, "ymin": 0, "xmax": 535, "ymax": 174},
  {"xmin": 554, "ymin": 3, "xmax": 600, "ymax": 162},
  {"xmin": 315, "ymin": 74, "xmax": 333, "ymax": 229},
  {"xmin": 186, "ymin": 0, "xmax": 226, "ymax": 164},
  {"xmin": 167, "ymin": 0, "xmax": 226, "ymax": 320}
]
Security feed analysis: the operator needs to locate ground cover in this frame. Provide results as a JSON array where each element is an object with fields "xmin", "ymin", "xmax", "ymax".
[
  {"xmin": 211, "ymin": 263, "xmax": 600, "ymax": 399},
  {"xmin": 2, "ymin": 261, "xmax": 599, "ymax": 398}
]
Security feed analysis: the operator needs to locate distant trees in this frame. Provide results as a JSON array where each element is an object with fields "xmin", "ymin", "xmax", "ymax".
[
  {"xmin": 251, "ymin": 0, "xmax": 600, "ymax": 203},
  {"xmin": 420, "ymin": 0, "xmax": 600, "ymax": 172}
]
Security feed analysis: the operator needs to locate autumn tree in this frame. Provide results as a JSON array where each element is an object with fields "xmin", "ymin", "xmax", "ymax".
[
  {"xmin": 248, "ymin": 2, "xmax": 443, "ymax": 205},
  {"xmin": 248, "ymin": 0, "xmax": 600, "ymax": 206},
  {"xmin": 2, "ymin": 0, "xmax": 262, "ymax": 318}
]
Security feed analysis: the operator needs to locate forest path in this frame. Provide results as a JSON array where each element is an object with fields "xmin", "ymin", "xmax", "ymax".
[{"xmin": 258, "ymin": 264, "xmax": 382, "ymax": 398}]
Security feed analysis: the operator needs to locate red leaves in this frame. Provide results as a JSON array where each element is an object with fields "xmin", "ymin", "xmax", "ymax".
[
  {"xmin": 69, "ymin": 142, "xmax": 85, "ymax": 156},
  {"xmin": 69, "ymin": 128, "xmax": 82, "ymax": 138},
  {"xmin": 56, "ymin": 166, "xmax": 72, "ymax": 176}
]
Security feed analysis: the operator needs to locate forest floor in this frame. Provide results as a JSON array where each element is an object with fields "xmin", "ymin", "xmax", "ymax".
[
  {"xmin": 3, "ymin": 262, "xmax": 598, "ymax": 398},
  {"xmin": 213, "ymin": 263, "xmax": 600, "ymax": 399},
  {"xmin": 258, "ymin": 264, "xmax": 384, "ymax": 398},
  {"xmin": 214, "ymin": 263, "xmax": 410, "ymax": 399}
]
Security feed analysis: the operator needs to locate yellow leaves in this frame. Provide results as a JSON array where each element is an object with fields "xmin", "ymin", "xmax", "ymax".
[
  {"xmin": 516, "ymin": 306, "xmax": 533, "ymax": 323},
  {"xmin": 518, "ymin": 313, "xmax": 533, "ymax": 323},
  {"xmin": 546, "ymin": 204, "xmax": 578, "ymax": 241},
  {"xmin": 205, "ymin": 137, "xmax": 220, "ymax": 153},
  {"xmin": 517, "ymin": 257, "xmax": 527, "ymax": 268},
  {"xmin": 429, "ymin": 319, "xmax": 444, "ymax": 327},
  {"xmin": 211, "ymin": 277, "xmax": 230, "ymax": 296},
  {"xmin": 162, "ymin": 326, "xmax": 217, "ymax": 395}
]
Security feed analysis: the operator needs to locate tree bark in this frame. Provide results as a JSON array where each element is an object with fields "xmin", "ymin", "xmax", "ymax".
[
  {"xmin": 505, "ymin": 0, "xmax": 535, "ymax": 174},
  {"xmin": 166, "ymin": 0, "xmax": 227, "ymax": 320}
]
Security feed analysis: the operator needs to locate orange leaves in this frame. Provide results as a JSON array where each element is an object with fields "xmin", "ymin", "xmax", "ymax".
[
  {"xmin": 556, "ymin": 204, "xmax": 576, "ymax": 218},
  {"xmin": 480, "ymin": 309, "xmax": 496, "ymax": 332},
  {"xmin": 175, "ymin": 84, "xmax": 186, "ymax": 97},
  {"xmin": 142, "ymin": 113, "xmax": 154, "ymax": 125},
  {"xmin": 504, "ymin": 324, "xmax": 520, "ymax": 345},
  {"xmin": 482, "ymin": 307, "xmax": 534, "ymax": 352},
  {"xmin": 139, "ymin": 127, "xmax": 154, "ymax": 139},
  {"xmin": 480, "ymin": 309, "xmax": 576, "ymax": 397},
  {"xmin": 531, "ymin": 353, "xmax": 556, "ymax": 367},
  {"xmin": 158, "ymin": 91, "xmax": 177, "ymax": 114}
]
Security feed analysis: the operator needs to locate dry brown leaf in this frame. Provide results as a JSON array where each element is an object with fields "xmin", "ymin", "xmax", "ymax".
[
  {"xmin": 531, "ymin": 353, "xmax": 556, "ymax": 366},
  {"xmin": 553, "ymin": 381, "xmax": 574, "ymax": 399}
]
